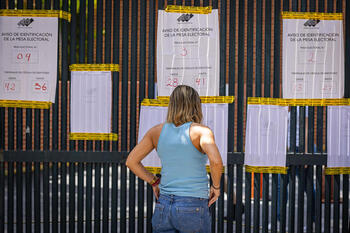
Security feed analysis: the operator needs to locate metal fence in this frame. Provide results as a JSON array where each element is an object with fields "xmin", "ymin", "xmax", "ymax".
[{"xmin": 0, "ymin": 0, "xmax": 350, "ymax": 232}]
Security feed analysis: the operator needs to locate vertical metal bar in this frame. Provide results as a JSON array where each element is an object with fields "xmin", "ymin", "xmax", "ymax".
[
  {"xmin": 61, "ymin": 0, "xmax": 69, "ymax": 152},
  {"xmin": 315, "ymin": 166, "xmax": 322, "ymax": 233},
  {"xmin": 35, "ymin": 0, "xmax": 41, "ymax": 9},
  {"xmin": 300, "ymin": 0, "xmax": 307, "ymax": 11},
  {"xmin": 8, "ymin": 0, "xmax": 15, "ymax": 8},
  {"xmin": 129, "ymin": 0, "xmax": 138, "ymax": 230},
  {"xmin": 246, "ymin": 0, "xmax": 253, "ymax": 98},
  {"xmin": 0, "ymin": 163, "xmax": 4, "ymax": 233},
  {"xmin": 102, "ymin": 163, "xmax": 110, "ymax": 233},
  {"xmin": 69, "ymin": 163, "xmax": 76, "ymax": 232},
  {"xmin": 288, "ymin": 166, "xmax": 296, "ymax": 233},
  {"xmin": 85, "ymin": 0, "xmax": 94, "ymax": 151},
  {"xmin": 60, "ymin": 163, "xmax": 67, "ymax": 233},
  {"xmin": 227, "ymin": 0, "xmax": 236, "ymax": 230},
  {"xmin": 148, "ymin": 0, "xmax": 156, "ymax": 98},
  {"xmin": 111, "ymin": 163, "xmax": 119, "ymax": 233},
  {"xmin": 318, "ymin": 0, "xmax": 324, "ymax": 12},
  {"xmin": 203, "ymin": 0, "xmax": 209, "ymax": 7},
  {"xmin": 85, "ymin": 163, "xmax": 93, "ymax": 233},
  {"xmin": 336, "ymin": 0, "xmax": 341, "ymax": 12},
  {"xmin": 326, "ymin": 0, "xmax": 333, "ymax": 12},
  {"xmin": 309, "ymin": 0, "xmax": 316, "ymax": 11},
  {"xmin": 324, "ymin": 175, "xmax": 331, "ymax": 233},
  {"xmin": 219, "ymin": 0, "xmax": 227, "ymax": 96},
  {"xmin": 280, "ymin": 174, "xmax": 288, "ymax": 233},
  {"xmin": 273, "ymin": 0, "xmax": 281, "ymax": 97},
  {"xmin": 244, "ymin": 172, "xmax": 251, "ymax": 233},
  {"xmin": 343, "ymin": 175, "xmax": 349, "ymax": 233},
  {"xmin": 227, "ymin": 165, "xmax": 234, "ymax": 233},
  {"xmin": 94, "ymin": 163, "xmax": 101, "ymax": 232},
  {"xmin": 292, "ymin": 0, "xmax": 298, "ymax": 11},
  {"xmin": 212, "ymin": 0, "xmax": 218, "ymax": 9},
  {"xmin": 69, "ymin": 0, "xmax": 77, "ymax": 150},
  {"xmin": 112, "ymin": 0, "xmax": 120, "ymax": 152},
  {"xmin": 16, "ymin": 162, "xmax": 23, "ymax": 233},
  {"xmin": 333, "ymin": 175, "xmax": 340, "ymax": 233},
  {"xmin": 253, "ymin": 172, "xmax": 260, "ymax": 233},
  {"xmin": 44, "ymin": 0, "xmax": 51, "ymax": 9},
  {"xmin": 43, "ymin": 162, "xmax": 50, "ymax": 233},
  {"xmin": 103, "ymin": 0, "xmax": 112, "ymax": 151},
  {"xmin": 52, "ymin": 0, "xmax": 59, "ymax": 152},
  {"xmin": 236, "ymin": 165, "xmax": 243, "ymax": 233},
  {"xmin": 25, "ymin": 162, "xmax": 32, "ymax": 233},
  {"xmin": 52, "ymin": 163, "xmax": 58, "ymax": 233},
  {"xmin": 77, "ymin": 163, "xmax": 84, "ymax": 233},
  {"xmin": 34, "ymin": 162, "xmax": 41, "ymax": 233},
  {"xmin": 264, "ymin": 0, "xmax": 271, "ymax": 97},
  {"xmin": 218, "ymin": 176, "xmax": 225, "ymax": 233},
  {"xmin": 79, "ymin": 0, "xmax": 86, "ymax": 64},
  {"xmin": 95, "ymin": 0, "xmax": 103, "ymax": 152},
  {"xmin": 120, "ymin": 165, "xmax": 127, "ymax": 233},
  {"xmin": 297, "ymin": 167, "xmax": 305, "ymax": 233},
  {"xmin": 255, "ymin": 0, "xmax": 262, "ymax": 97},
  {"xmin": 306, "ymin": 166, "xmax": 314, "ymax": 233},
  {"xmin": 194, "ymin": 0, "xmax": 200, "ymax": 6},
  {"xmin": 237, "ymin": 0, "xmax": 244, "ymax": 153},
  {"xmin": 271, "ymin": 174, "xmax": 278, "ymax": 233},
  {"xmin": 262, "ymin": 174, "xmax": 269, "ymax": 233},
  {"xmin": 8, "ymin": 162, "xmax": 14, "ymax": 233},
  {"xmin": 146, "ymin": 185, "xmax": 153, "ymax": 233},
  {"xmin": 138, "ymin": 0, "xmax": 146, "ymax": 230}
]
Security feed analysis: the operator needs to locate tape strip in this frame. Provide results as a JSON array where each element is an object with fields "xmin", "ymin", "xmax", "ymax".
[
  {"xmin": 248, "ymin": 97, "xmax": 350, "ymax": 106},
  {"xmin": 69, "ymin": 64, "xmax": 119, "ymax": 71},
  {"xmin": 158, "ymin": 96, "xmax": 235, "ymax": 103},
  {"xmin": 325, "ymin": 167, "xmax": 350, "ymax": 175},
  {"xmin": 282, "ymin": 11, "xmax": 343, "ymax": 20},
  {"xmin": 245, "ymin": 165, "xmax": 288, "ymax": 174},
  {"xmin": 165, "ymin": 5, "xmax": 212, "ymax": 14},
  {"xmin": 69, "ymin": 133, "xmax": 118, "ymax": 141},
  {"xmin": 0, "ymin": 100, "xmax": 52, "ymax": 109},
  {"xmin": 0, "ymin": 9, "xmax": 71, "ymax": 21}
]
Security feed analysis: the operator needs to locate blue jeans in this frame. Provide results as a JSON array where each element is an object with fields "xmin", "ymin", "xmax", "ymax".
[{"xmin": 152, "ymin": 194, "xmax": 211, "ymax": 233}]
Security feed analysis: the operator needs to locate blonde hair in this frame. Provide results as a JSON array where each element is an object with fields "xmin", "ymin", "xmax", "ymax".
[{"xmin": 166, "ymin": 85, "xmax": 203, "ymax": 126}]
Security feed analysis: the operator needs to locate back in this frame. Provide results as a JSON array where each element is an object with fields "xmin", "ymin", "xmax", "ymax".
[{"xmin": 157, "ymin": 122, "xmax": 209, "ymax": 199}]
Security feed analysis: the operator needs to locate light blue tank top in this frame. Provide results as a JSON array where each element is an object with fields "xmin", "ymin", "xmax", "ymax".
[{"xmin": 157, "ymin": 122, "xmax": 209, "ymax": 199}]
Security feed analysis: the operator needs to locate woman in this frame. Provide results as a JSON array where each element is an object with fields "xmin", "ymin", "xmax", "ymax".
[{"xmin": 126, "ymin": 85, "xmax": 223, "ymax": 233}]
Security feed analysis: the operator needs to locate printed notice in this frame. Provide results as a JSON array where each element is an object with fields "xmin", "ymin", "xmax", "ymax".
[
  {"xmin": 0, "ymin": 16, "xmax": 58, "ymax": 103},
  {"xmin": 282, "ymin": 14, "xmax": 344, "ymax": 99},
  {"xmin": 157, "ymin": 10, "xmax": 219, "ymax": 96}
]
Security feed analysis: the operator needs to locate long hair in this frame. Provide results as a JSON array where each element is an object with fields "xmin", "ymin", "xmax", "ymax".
[{"xmin": 166, "ymin": 85, "xmax": 203, "ymax": 126}]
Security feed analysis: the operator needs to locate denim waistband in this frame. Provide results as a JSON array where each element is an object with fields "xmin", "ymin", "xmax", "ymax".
[{"xmin": 158, "ymin": 194, "xmax": 208, "ymax": 203}]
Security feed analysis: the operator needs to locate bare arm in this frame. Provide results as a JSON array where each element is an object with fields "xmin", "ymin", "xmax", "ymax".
[
  {"xmin": 199, "ymin": 127, "xmax": 223, "ymax": 206},
  {"xmin": 125, "ymin": 126, "xmax": 160, "ymax": 184}
]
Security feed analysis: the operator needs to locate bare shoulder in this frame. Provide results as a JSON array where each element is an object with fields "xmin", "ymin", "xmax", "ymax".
[
  {"xmin": 190, "ymin": 123, "xmax": 213, "ymax": 136},
  {"xmin": 146, "ymin": 123, "xmax": 164, "ymax": 137}
]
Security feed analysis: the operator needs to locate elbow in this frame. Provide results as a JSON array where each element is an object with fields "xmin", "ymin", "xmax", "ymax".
[{"xmin": 125, "ymin": 158, "xmax": 132, "ymax": 169}]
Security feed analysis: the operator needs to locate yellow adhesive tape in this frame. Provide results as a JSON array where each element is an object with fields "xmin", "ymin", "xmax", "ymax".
[
  {"xmin": 282, "ymin": 11, "xmax": 343, "ymax": 20},
  {"xmin": 248, "ymin": 97, "xmax": 350, "ymax": 106},
  {"xmin": 69, "ymin": 133, "xmax": 118, "ymax": 141},
  {"xmin": 69, "ymin": 64, "xmax": 119, "ymax": 71},
  {"xmin": 165, "ymin": 5, "xmax": 212, "ymax": 14},
  {"xmin": 325, "ymin": 167, "xmax": 350, "ymax": 175},
  {"xmin": 0, "ymin": 9, "xmax": 71, "ymax": 21},
  {"xmin": 0, "ymin": 100, "xmax": 51, "ymax": 109},
  {"xmin": 245, "ymin": 165, "xmax": 288, "ymax": 174}
]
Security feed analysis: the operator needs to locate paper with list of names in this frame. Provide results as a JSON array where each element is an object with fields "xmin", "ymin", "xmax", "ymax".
[
  {"xmin": 70, "ymin": 71, "xmax": 112, "ymax": 134},
  {"xmin": 244, "ymin": 105, "xmax": 288, "ymax": 168}
]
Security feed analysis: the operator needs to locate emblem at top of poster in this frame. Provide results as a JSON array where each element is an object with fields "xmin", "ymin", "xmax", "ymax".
[
  {"xmin": 157, "ymin": 7, "xmax": 219, "ymax": 97},
  {"xmin": 282, "ymin": 12, "xmax": 344, "ymax": 99}
]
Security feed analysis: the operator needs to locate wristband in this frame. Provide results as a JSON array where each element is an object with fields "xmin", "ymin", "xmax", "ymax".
[
  {"xmin": 211, "ymin": 184, "xmax": 220, "ymax": 190},
  {"xmin": 152, "ymin": 177, "xmax": 161, "ymax": 187}
]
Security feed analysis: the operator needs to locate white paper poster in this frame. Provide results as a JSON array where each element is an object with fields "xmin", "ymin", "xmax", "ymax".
[
  {"xmin": 327, "ymin": 106, "xmax": 350, "ymax": 168},
  {"xmin": 70, "ymin": 71, "xmax": 112, "ymax": 134},
  {"xmin": 0, "ymin": 16, "xmax": 58, "ymax": 103},
  {"xmin": 139, "ymin": 104, "xmax": 228, "ymax": 168},
  {"xmin": 282, "ymin": 13, "xmax": 344, "ymax": 99},
  {"xmin": 245, "ymin": 105, "xmax": 288, "ymax": 167},
  {"xmin": 157, "ymin": 10, "xmax": 219, "ymax": 96}
]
